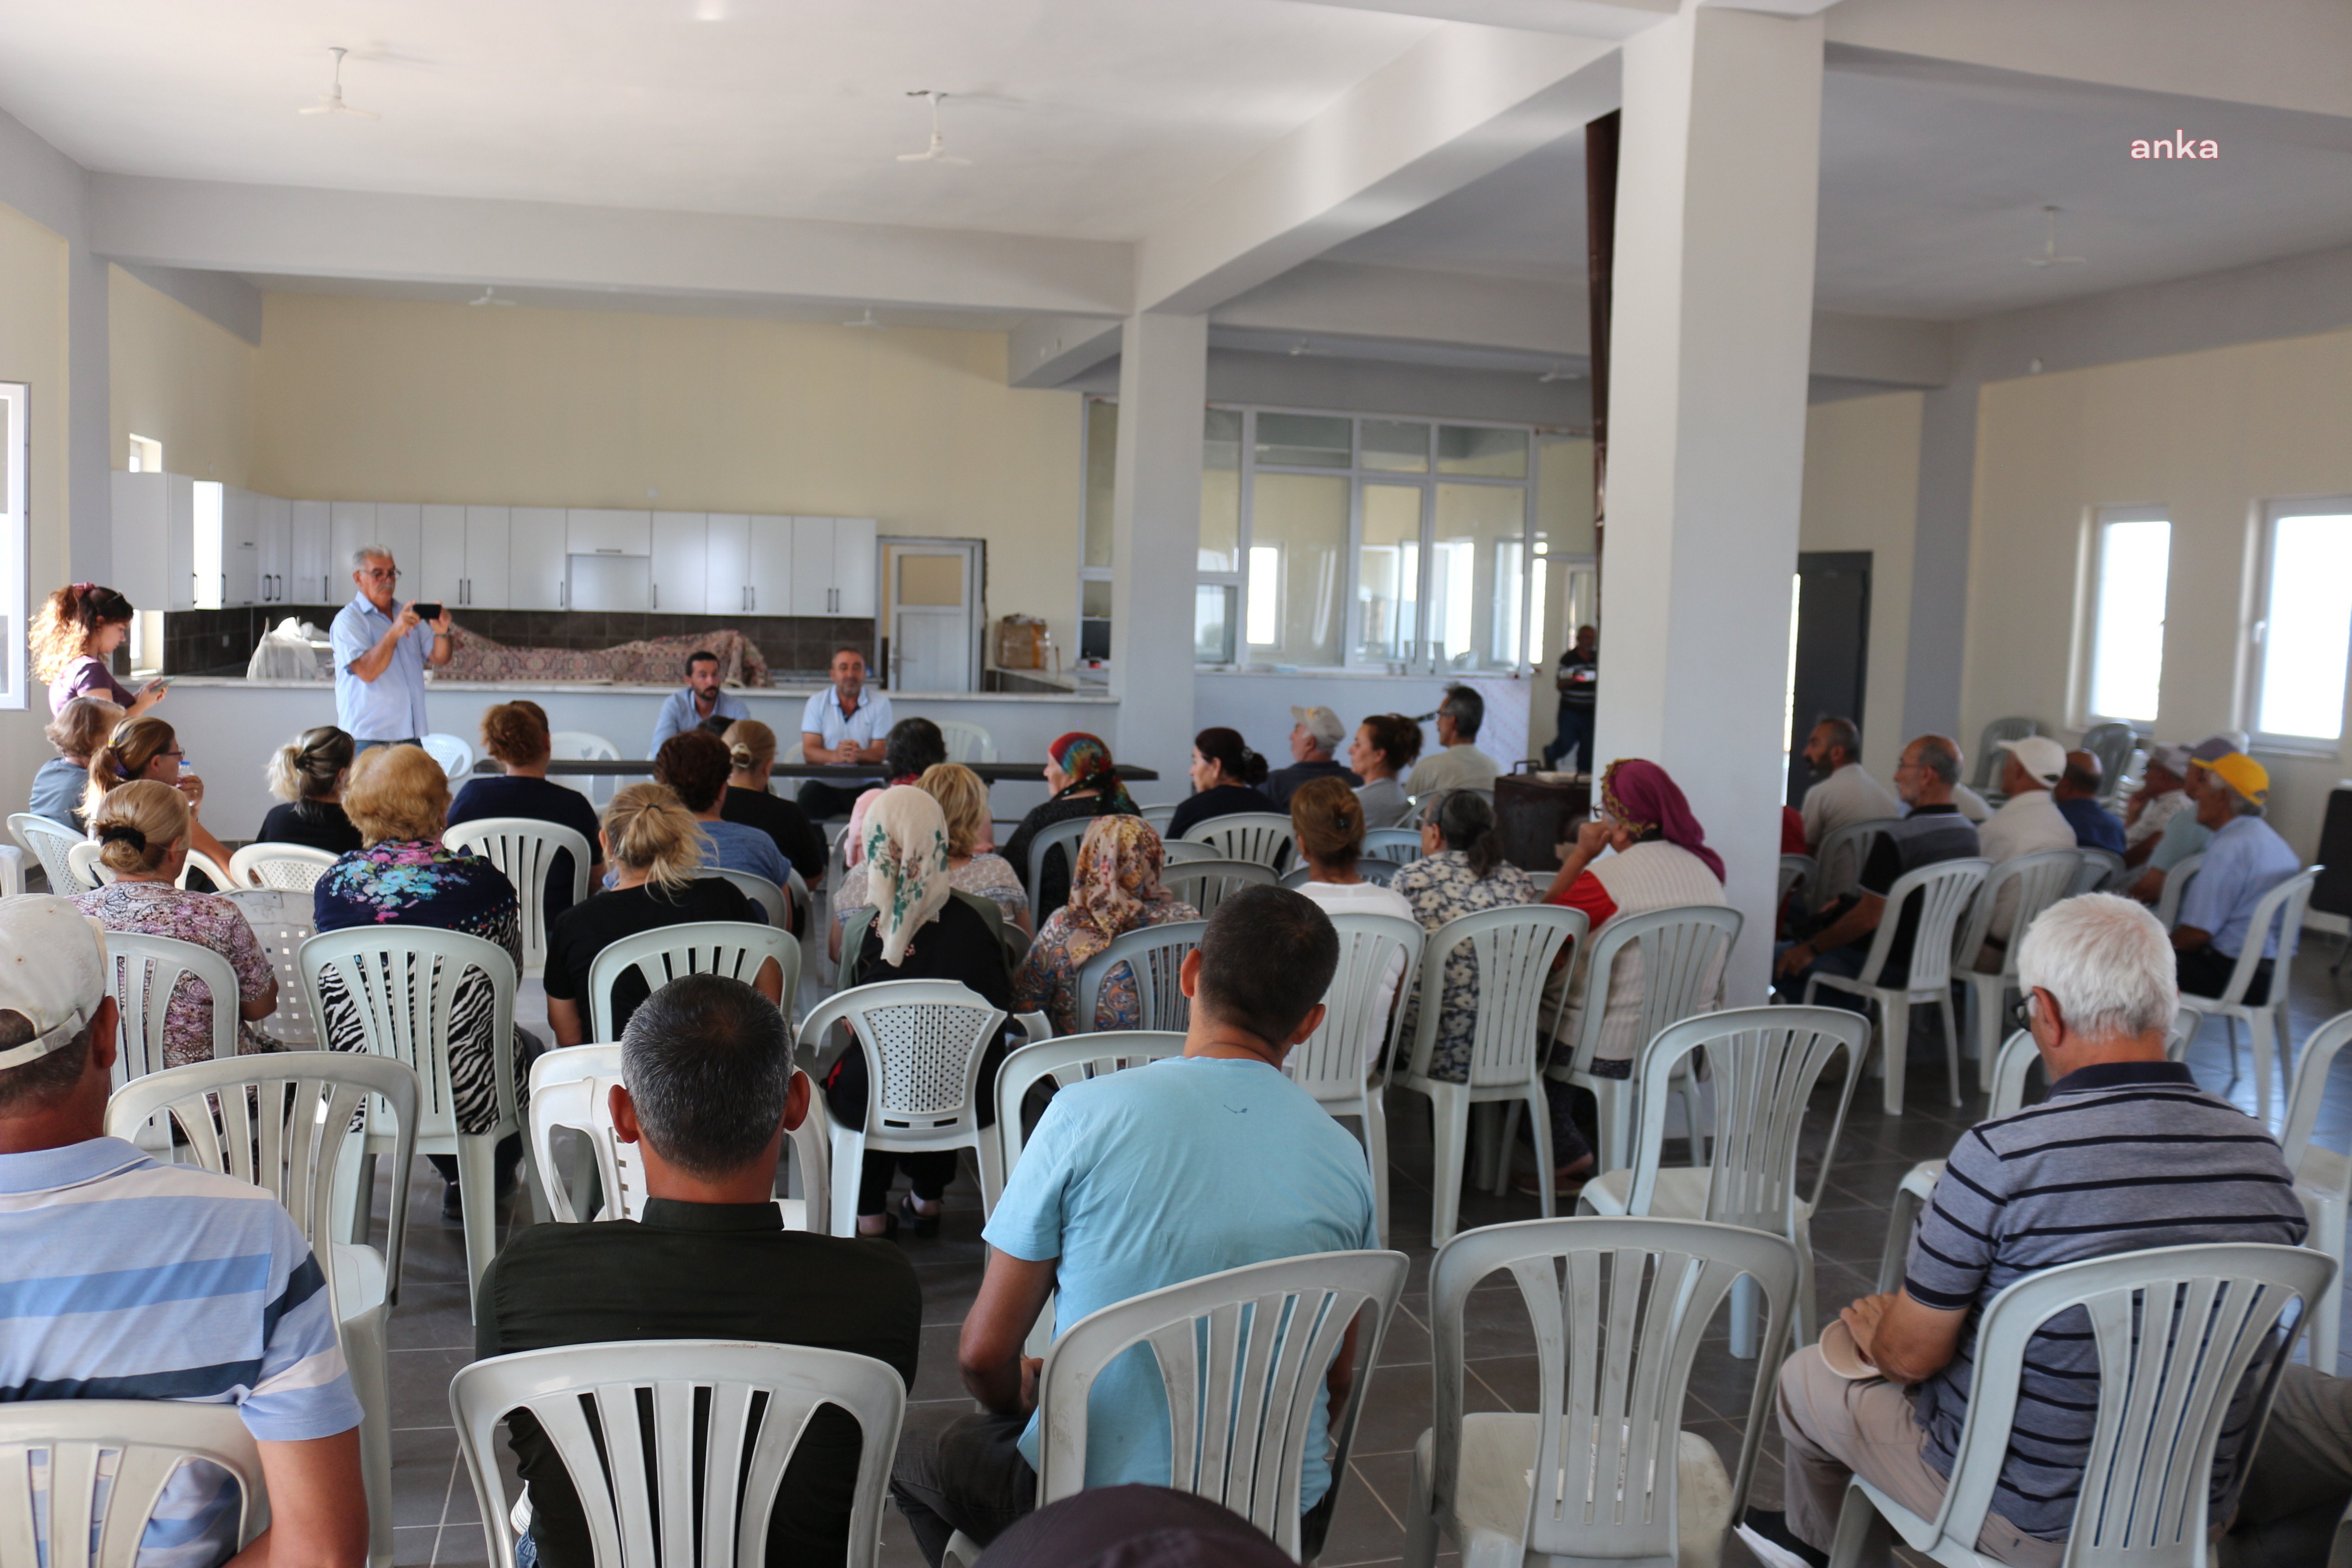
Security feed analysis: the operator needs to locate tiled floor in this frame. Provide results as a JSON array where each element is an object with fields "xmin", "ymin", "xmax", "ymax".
[{"xmin": 382, "ymin": 942, "xmax": 2352, "ymax": 1567}]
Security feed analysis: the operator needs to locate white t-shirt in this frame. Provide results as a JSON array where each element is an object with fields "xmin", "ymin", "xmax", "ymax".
[{"xmin": 1293, "ymin": 877, "xmax": 1417, "ymax": 1052}]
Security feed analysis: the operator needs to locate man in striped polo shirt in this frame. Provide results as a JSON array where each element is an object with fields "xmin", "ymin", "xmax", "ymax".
[
  {"xmin": 0, "ymin": 897, "xmax": 367, "ymax": 1568},
  {"xmin": 1750, "ymin": 894, "xmax": 2306, "ymax": 1568}
]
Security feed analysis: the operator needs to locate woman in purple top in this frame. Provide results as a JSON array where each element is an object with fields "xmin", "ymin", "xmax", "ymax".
[{"xmin": 29, "ymin": 582, "xmax": 167, "ymax": 718}]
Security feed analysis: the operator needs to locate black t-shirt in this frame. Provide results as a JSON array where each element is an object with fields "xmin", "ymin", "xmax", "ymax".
[
  {"xmin": 479, "ymin": 1200, "xmax": 922, "ymax": 1568},
  {"xmin": 543, "ymin": 877, "xmax": 761, "ymax": 1037},
  {"xmin": 1165, "ymin": 784, "xmax": 1272, "ymax": 843},
  {"xmin": 446, "ymin": 775, "xmax": 607, "ymax": 926},
  {"xmin": 256, "ymin": 799, "xmax": 362, "ymax": 855},
  {"xmin": 722, "ymin": 785, "xmax": 827, "ymax": 882},
  {"xmin": 1848, "ymin": 804, "xmax": 1980, "ymax": 979},
  {"xmin": 827, "ymin": 894, "xmax": 1018, "ymax": 1131},
  {"xmin": 1261, "ymin": 758, "xmax": 1362, "ymax": 810}
]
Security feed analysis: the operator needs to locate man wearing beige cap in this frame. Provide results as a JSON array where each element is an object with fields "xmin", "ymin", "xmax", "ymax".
[
  {"xmin": 0, "ymin": 897, "xmax": 368, "ymax": 1566},
  {"xmin": 1975, "ymin": 735, "xmax": 2078, "ymax": 958},
  {"xmin": 1263, "ymin": 703, "xmax": 1362, "ymax": 809},
  {"xmin": 2173, "ymin": 751, "xmax": 2303, "ymax": 1005}
]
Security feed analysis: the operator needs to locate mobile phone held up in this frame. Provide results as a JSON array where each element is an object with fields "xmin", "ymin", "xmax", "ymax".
[{"xmin": 410, "ymin": 602, "xmax": 444, "ymax": 622}]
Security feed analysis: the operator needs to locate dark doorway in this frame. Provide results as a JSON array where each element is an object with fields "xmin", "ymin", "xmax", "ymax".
[{"xmin": 1786, "ymin": 551, "xmax": 1872, "ymax": 808}]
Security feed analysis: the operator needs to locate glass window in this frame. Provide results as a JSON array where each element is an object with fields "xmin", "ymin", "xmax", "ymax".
[
  {"xmin": 1436, "ymin": 424, "xmax": 1526, "ymax": 479},
  {"xmin": 1200, "ymin": 408, "xmax": 1242, "ymax": 571},
  {"xmin": 1247, "ymin": 473, "xmax": 1347, "ymax": 664},
  {"xmin": 127, "ymin": 433, "xmax": 161, "ymax": 474},
  {"xmin": 2085, "ymin": 508, "xmax": 2170, "ymax": 723},
  {"xmin": 1360, "ymin": 420, "xmax": 1429, "ymax": 474},
  {"xmin": 2255, "ymin": 502, "xmax": 2352, "ymax": 740},
  {"xmin": 1196, "ymin": 584, "xmax": 1236, "ymax": 664},
  {"xmin": 1355, "ymin": 483, "xmax": 1422, "ymax": 665},
  {"xmin": 1428, "ymin": 483, "xmax": 1528, "ymax": 671},
  {"xmin": 1081, "ymin": 578, "xmax": 1112, "ymax": 618},
  {"xmin": 1082, "ymin": 401, "xmax": 1117, "ymax": 569},
  {"xmin": 1255, "ymin": 412, "xmax": 1351, "ymax": 469}
]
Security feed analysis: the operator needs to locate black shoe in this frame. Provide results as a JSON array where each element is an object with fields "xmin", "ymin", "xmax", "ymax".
[
  {"xmin": 441, "ymin": 1181, "xmax": 464, "ymax": 1224},
  {"xmin": 1739, "ymin": 1509, "xmax": 1829, "ymax": 1568},
  {"xmin": 899, "ymin": 1192, "xmax": 943, "ymax": 1238}
]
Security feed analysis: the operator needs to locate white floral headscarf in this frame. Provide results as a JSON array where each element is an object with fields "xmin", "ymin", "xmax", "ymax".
[{"xmin": 863, "ymin": 785, "xmax": 952, "ymax": 967}]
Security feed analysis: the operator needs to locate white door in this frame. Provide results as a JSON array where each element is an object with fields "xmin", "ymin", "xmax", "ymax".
[
  {"xmin": 749, "ymin": 515, "xmax": 794, "ymax": 617},
  {"xmin": 110, "ymin": 473, "xmax": 168, "ymax": 611},
  {"xmin": 508, "ymin": 507, "xmax": 568, "ymax": 610},
  {"xmin": 888, "ymin": 542, "xmax": 978, "ymax": 692},
  {"xmin": 651, "ymin": 512, "xmax": 707, "ymax": 615},
  {"xmin": 417, "ymin": 504, "xmax": 468, "ymax": 609},
  {"xmin": 789, "ymin": 516, "xmax": 834, "ymax": 616},
  {"xmin": 465, "ymin": 506, "xmax": 511, "ymax": 609},
  {"xmin": 291, "ymin": 500, "xmax": 333, "ymax": 603},
  {"xmin": 256, "ymin": 496, "xmax": 290, "ymax": 603},
  {"xmin": 222, "ymin": 488, "xmax": 261, "ymax": 606},
  {"xmin": 706, "ymin": 514, "xmax": 751, "ymax": 615},
  {"xmin": 328, "ymin": 502, "xmax": 375, "ymax": 596},
  {"xmin": 833, "ymin": 517, "xmax": 878, "ymax": 618}
]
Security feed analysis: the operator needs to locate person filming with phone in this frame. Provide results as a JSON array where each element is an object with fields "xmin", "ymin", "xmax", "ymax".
[{"xmin": 331, "ymin": 546, "xmax": 451, "ymax": 753}]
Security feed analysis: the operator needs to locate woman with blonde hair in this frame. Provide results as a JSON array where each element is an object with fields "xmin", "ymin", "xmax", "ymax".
[
  {"xmin": 1014, "ymin": 815, "xmax": 1200, "ymax": 1035},
  {"xmin": 258, "ymin": 725, "xmax": 361, "ymax": 853},
  {"xmin": 30, "ymin": 581, "xmax": 166, "ymax": 717},
  {"xmin": 71, "ymin": 780, "xmax": 279, "ymax": 1067},
  {"xmin": 829, "ymin": 761, "xmax": 1029, "ymax": 962},
  {"xmin": 29, "ymin": 696, "xmax": 122, "ymax": 828},
  {"xmin": 542, "ymin": 782, "xmax": 775, "ymax": 1047},
  {"xmin": 720, "ymin": 718, "xmax": 825, "ymax": 882},
  {"xmin": 86, "ymin": 715, "xmax": 235, "ymax": 882},
  {"xmin": 448, "ymin": 700, "xmax": 604, "ymax": 925}
]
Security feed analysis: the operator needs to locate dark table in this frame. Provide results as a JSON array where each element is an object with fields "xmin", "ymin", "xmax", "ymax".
[{"xmin": 521, "ymin": 759, "xmax": 1158, "ymax": 783}]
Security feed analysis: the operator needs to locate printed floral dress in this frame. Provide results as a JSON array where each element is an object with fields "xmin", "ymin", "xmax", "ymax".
[
  {"xmin": 70, "ymin": 882, "xmax": 278, "ymax": 1068},
  {"xmin": 1390, "ymin": 850, "xmax": 1540, "ymax": 1082}
]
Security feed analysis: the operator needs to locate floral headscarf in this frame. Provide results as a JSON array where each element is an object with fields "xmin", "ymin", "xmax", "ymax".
[
  {"xmin": 1600, "ymin": 758, "xmax": 1724, "ymax": 882},
  {"xmin": 1059, "ymin": 815, "xmax": 1175, "ymax": 967},
  {"xmin": 862, "ymin": 785, "xmax": 952, "ymax": 967},
  {"xmin": 1048, "ymin": 731, "xmax": 1134, "ymax": 814}
]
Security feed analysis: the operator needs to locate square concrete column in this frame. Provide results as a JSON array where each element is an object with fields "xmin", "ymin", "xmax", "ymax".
[
  {"xmin": 1596, "ymin": 6, "xmax": 1824, "ymax": 1002},
  {"xmin": 1109, "ymin": 312, "xmax": 1208, "ymax": 792}
]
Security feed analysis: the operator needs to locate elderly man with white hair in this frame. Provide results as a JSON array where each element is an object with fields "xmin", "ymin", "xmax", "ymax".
[{"xmin": 1745, "ymin": 894, "xmax": 2305, "ymax": 1568}]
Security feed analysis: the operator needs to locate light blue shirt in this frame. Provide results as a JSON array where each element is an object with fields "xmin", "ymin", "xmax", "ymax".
[
  {"xmin": 2178, "ymin": 814, "xmax": 2303, "ymax": 961},
  {"xmin": 329, "ymin": 592, "xmax": 436, "ymax": 742},
  {"xmin": 799, "ymin": 686, "xmax": 894, "ymax": 753},
  {"xmin": 29, "ymin": 757, "xmax": 83, "ymax": 826},
  {"xmin": 983, "ymin": 1056, "xmax": 1378, "ymax": 1510},
  {"xmin": 2148, "ymin": 807, "xmax": 2213, "ymax": 873},
  {"xmin": 701, "ymin": 820, "xmax": 789, "ymax": 890},
  {"xmin": 650, "ymin": 686, "xmax": 750, "ymax": 752}
]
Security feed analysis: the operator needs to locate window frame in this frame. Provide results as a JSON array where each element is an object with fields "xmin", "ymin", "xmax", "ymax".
[
  {"xmin": 0, "ymin": 384, "xmax": 24, "ymax": 711},
  {"xmin": 2073, "ymin": 503, "xmax": 2171, "ymax": 728},
  {"xmin": 2246, "ymin": 495, "xmax": 2352, "ymax": 752}
]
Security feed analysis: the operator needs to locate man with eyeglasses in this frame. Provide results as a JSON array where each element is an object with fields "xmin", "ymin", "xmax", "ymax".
[{"xmin": 331, "ymin": 547, "xmax": 451, "ymax": 751}]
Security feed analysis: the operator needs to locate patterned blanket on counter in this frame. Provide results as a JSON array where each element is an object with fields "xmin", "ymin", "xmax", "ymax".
[{"xmin": 439, "ymin": 626, "xmax": 773, "ymax": 687}]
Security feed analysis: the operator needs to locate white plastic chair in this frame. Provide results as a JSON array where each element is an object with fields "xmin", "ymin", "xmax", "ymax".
[
  {"xmin": 2187, "ymin": 866, "xmax": 2319, "ymax": 1129},
  {"xmin": 1072, "ymin": 919, "xmax": 1208, "ymax": 1035},
  {"xmin": 299, "ymin": 925, "xmax": 527, "ymax": 1314},
  {"xmin": 936, "ymin": 721, "xmax": 998, "ymax": 764},
  {"xmin": 452, "ymin": 1340, "xmax": 906, "ymax": 1568},
  {"xmin": 2155, "ymin": 851, "xmax": 2205, "ymax": 930},
  {"xmin": 1779, "ymin": 853, "xmax": 1815, "ymax": 910},
  {"xmin": 1183, "ymin": 811, "xmax": 1295, "ymax": 869},
  {"xmin": 179, "ymin": 848, "xmax": 236, "ymax": 892},
  {"xmin": 0, "ymin": 1400, "xmax": 270, "ymax": 1568},
  {"xmin": 1970, "ymin": 716, "xmax": 2038, "ymax": 794},
  {"xmin": 797, "ymin": 979, "xmax": 1010, "ymax": 1238},
  {"xmin": 706, "ymin": 865, "xmax": 789, "ymax": 928},
  {"xmin": 1159, "ymin": 838, "xmax": 1222, "ymax": 864},
  {"xmin": 1392, "ymin": 904, "xmax": 1589, "ymax": 1247},
  {"xmin": 227, "ymin": 841, "xmax": 341, "ymax": 891},
  {"xmin": 223, "ymin": 888, "xmax": 321, "ymax": 1047},
  {"xmin": 1539, "ymin": 903, "xmax": 1744, "ymax": 1175},
  {"xmin": 2168, "ymin": 1001, "xmax": 2206, "ymax": 1063},
  {"xmin": 1877, "ymin": 1028, "xmax": 2044, "ymax": 1296},
  {"xmin": 1160, "ymin": 858, "xmax": 1278, "ymax": 919},
  {"xmin": 443, "ymin": 817, "xmax": 593, "ymax": 975},
  {"xmin": 101, "ymin": 930, "xmax": 241, "ymax": 1093},
  {"xmin": 1285, "ymin": 913, "xmax": 1425, "ymax": 1247},
  {"xmin": 107, "ymin": 1054, "xmax": 419, "ymax": 1568},
  {"xmin": 992, "ymin": 1032, "xmax": 1188, "ymax": 1195},
  {"xmin": 527, "ymin": 1043, "xmax": 833, "ymax": 1234},
  {"xmin": 1810, "ymin": 817, "xmax": 1899, "ymax": 910},
  {"xmin": 2281, "ymin": 1008, "xmax": 2352, "ymax": 1370},
  {"xmin": 1403, "ymin": 1217, "xmax": 1801, "ymax": 1568},
  {"xmin": 1137, "ymin": 801, "xmax": 1181, "ymax": 834},
  {"xmin": 1804, "ymin": 857, "xmax": 1989, "ymax": 1115},
  {"xmin": 547, "ymin": 729, "xmax": 622, "ymax": 804},
  {"xmin": 64, "ymin": 837, "xmax": 108, "ymax": 891},
  {"xmin": 586, "ymin": 920, "xmax": 799, "ymax": 1044},
  {"xmin": 1824, "ymin": 1242, "xmax": 2335, "ymax": 1568},
  {"xmin": 1024, "ymin": 815, "xmax": 1098, "ymax": 926},
  {"xmin": 1581, "ymin": 1006, "xmax": 1870, "ymax": 1356},
  {"xmin": 419, "ymin": 731, "xmax": 475, "ymax": 780},
  {"xmin": 1948, "ymin": 848, "xmax": 2078, "ymax": 1092},
  {"xmin": 1362, "ymin": 827, "xmax": 1423, "ymax": 867},
  {"xmin": 8, "ymin": 810, "xmax": 82, "ymax": 892},
  {"xmin": 0, "ymin": 842, "xmax": 21, "ymax": 897},
  {"xmin": 2073, "ymin": 844, "xmax": 2129, "ymax": 897},
  {"xmin": 1034, "ymin": 1250, "xmax": 1407, "ymax": 1562}
]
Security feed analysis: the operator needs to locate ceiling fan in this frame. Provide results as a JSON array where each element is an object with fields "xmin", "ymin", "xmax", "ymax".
[
  {"xmin": 843, "ymin": 309, "xmax": 885, "ymax": 329},
  {"xmin": 897, "ymin": 91, "xmax": 970, "ymax": 166},
  {"xmin": 469, "ymin": 287, "xmax": 515, "ymax": 308},
  {"xmin": 300, "ymin": 47, "xmax": 379, "ymax": 120},
  {"xmin": 2025, "ymin": 205, "xmax": 2087, "ymax": 269}
]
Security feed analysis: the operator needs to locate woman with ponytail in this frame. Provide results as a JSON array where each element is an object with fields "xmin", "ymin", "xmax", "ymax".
[
  {"xmin": 447, "ymin": 701, "xmax": 604, "ymax": 923},
  {"xmin": 86, "ymin": 715, "xmax": 235, "ymax": 881},
  {"xmin": 30, "ymin": 582, "xmax": 167, "ymax": 717},
  {"xmin": 1001, "ymin": 731, "xmax": 1141, "ymax": 915},
  {"xmin": 259, "ymin": 725, "xmax": 362, "ymax": 854},
  {"xmin": 71, "ymin": 780, "xmax": 279, "ymax": 1067},
  {"xmin": 719, "ymin": 719, "xmax": 826, "ymax": 882},
  {"xmin": 1166, "ymin": 726, "xmax": 1272, "ymax": 839},
  {"xmin": 1391, "ymin": 788, "xmax": 1539, "ymax": 1083}
]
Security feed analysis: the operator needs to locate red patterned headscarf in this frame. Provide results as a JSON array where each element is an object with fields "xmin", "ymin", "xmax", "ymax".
[{"xmin": 1600, "ymin": 758, "xmax": 1724, "ymax": 882}]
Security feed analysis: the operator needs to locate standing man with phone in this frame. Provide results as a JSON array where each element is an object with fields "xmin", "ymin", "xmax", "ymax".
[
  {"xmin": 797, "ymin": 647, "xmax": 892, "ymax": 820},
  {"xmin": 332, "ymin": 547, "xmax": 451, "ymax": 753}
]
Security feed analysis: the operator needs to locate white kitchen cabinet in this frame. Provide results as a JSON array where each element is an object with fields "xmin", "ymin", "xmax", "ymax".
[
  {"xmin": 566, "ymin": 509, "xmax": 651, "ymax": 556},
  {"xmin": 464, "ymin": 507, "xmax": 511, "ymax": 609},
  {"xmin": 789, "ymin": 516, "xmax": 877, "ymax": 617},
  {"xmin": 749, "ymin": 515, "xmax": 794, "ymax": 617},
  {"xmin": 110, "ymin": 471, "xmax": 196, "ymax": 613},
  {"xmin": 417, "ymin": 505, "xmax": 468, "ymax": 609},
  {"xmin": 291, "ymin": 501, "xmax": 333, "ymax": 603},
  {"xmin": 328, "ymin": 502, "xmax": 375, "ymax": 589},
  {"xmin": 651, "ymin": 512, "xmax": 707, "ymax": 615},
  {"xmin": 508, "ymin": 507, "xmax": 568, "ymax": 610},
  {"xmin": 255, "ymin": 496, "xmax": 292, "ymax": 603},
  {"xmin": 705, "ymin": 514, "xmax": 751, "ymax": 615},
  {"xmin": 788, "ymin": 517, "xmax": 833, "ymax": 617},
  {"xmin": 221, "ymin": 488, "xmax": 261, "ymax": 607},
  {"xmin": 373, "ymin": 504, "xmax": 422, "ymax": 585},
  {"xmin": 833, "ymin": 516, "xmax": 877, "ymax": 617}
]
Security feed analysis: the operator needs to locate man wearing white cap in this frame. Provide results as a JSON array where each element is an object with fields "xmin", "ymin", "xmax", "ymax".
[
  {"xmin": 1263, "ymin": 704, "xmax": 1362, "ymax": 809},
  {"xmin": 1975, "ymin": 735, "xmax": 2078, "ymax": 958},
  {"xmin": 2124, "ymin": 743, "xmax": 2196, "ymax": 867},
  {"xmin": 0, "ymin": 897, "xmax": 368, "ymax": 1566}
]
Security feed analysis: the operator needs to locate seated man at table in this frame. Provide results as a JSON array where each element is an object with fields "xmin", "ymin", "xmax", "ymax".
[
  {"xmin": 799, "ymin": 646, "xmax": 893, "ymax": 820},
  {"xmin": 479, "ymin": 973, "xmax": 921, "ymax": 1568},
  {"xmin": 890, "ymin": 887, "xmax": 1378, "ymax": 1565},
  {"xmin": 2172, "ymin": 750, "xmax": 2302, "ymax": 1006},
  {"xmin": 1748, "ymin": 894, "xmax": 2305, "ymax": 1568},
  {"xmin": 649, "ymin": 647, "xmax": 750, "ymax": 751}
]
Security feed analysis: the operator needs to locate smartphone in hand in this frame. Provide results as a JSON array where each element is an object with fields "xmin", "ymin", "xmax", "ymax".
[{"xmin": 410, "ymin": 602, "xmax": 444, "ymax": 622}]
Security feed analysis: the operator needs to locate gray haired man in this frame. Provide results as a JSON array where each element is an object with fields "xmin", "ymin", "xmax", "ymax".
[{"xmin": 328, "ymin": 546, "xmax": 451, "ymax": 750}]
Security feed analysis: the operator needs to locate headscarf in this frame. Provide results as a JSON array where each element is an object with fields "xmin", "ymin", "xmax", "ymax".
[
  {"xmin": 1048, "ymin": 731, "xmax": 1134, "ymax": 814},
  {"xmin": 1058, "ymin": 816, "xmax": 1174, "ymax": 968},
  {"xmin": 1599, "ymin": 758, "xmax": 1725, "ymax": 882},
  {"xmin": 862, "ymin": 785, "xmax": 952, "ymax": 967}
]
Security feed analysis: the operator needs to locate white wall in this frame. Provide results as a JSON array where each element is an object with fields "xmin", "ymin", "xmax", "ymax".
[{"xmin": 1799, "ymin": 390, "xmax": 1922, "ymax": 780}]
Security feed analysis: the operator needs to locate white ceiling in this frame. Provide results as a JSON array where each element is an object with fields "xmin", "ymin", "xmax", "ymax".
[{"xmin": 0, "ymin": 0, "xmax": 1440, "ymax": 242}]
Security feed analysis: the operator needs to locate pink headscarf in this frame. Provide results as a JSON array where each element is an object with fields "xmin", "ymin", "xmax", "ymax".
[{"xmin": 1599, "ymin": 759, "xmax": 1724, "ymax": 882}]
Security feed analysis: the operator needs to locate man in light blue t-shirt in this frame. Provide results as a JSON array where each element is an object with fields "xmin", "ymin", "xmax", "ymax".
[{"xmin": 890, "ymin": 887, "xmax": 1378, "ymax": 1567}]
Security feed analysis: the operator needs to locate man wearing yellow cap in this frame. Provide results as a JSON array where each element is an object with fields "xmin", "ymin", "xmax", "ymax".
[{"xmin": 2172, "ymin": 751, "xmax": 2303, "ymax": 1005}]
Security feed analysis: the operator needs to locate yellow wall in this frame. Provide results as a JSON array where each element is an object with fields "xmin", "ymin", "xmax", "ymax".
[
  {"xmin": 1799, "ymin": 390, "xmax": 1922, "ymax": 780},
  {"xmin": 1965, "ymin": 325, "xmax": 2352, "ymax": 859},
  {"xmin": 0, "ymin": 201, "xmax": 71, "ymax": 810},
  {"xmin": 247, "ymin": 293, "xmax": 1083, "ymax": 652},
  {"xmin": 108, "ymin": 265, "xmax": 257, "ymax": 486}
]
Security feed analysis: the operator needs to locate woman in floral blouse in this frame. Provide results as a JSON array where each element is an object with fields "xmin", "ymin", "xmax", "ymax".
[
  {"xmin": 1015, "ymin": 815, "xmax": 1199, "ymax": 1035},
  {"xmin": 1390, "ymin": 789, "xmax": 1540, "ymax": 1083},
  {"xmin": 72, "ymin": 780, "xmax": 279, "ymax": 1068},
  {"xmin": 314, "ymin": 743, "xmax": 532, "ymax": 1218}
]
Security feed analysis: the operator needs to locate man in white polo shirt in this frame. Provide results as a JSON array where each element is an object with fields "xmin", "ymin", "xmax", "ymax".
[
  {"xmin": 1972, "ymin": 734, "xmax": 2079, "ymax": 964},
  {"xmin": 797, "ymin": 647, "xmax": 893, "ymax": 818}
]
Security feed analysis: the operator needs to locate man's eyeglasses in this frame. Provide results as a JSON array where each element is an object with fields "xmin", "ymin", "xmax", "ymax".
[{"xmin": 360, "ymin": 568, "xmax": 400, "ymax": 582}]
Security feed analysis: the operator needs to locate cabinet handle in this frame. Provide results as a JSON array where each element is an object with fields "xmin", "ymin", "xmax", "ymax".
[{"xmin": 652, "ymin": 583, "xmax": 658, "ymax": 610}]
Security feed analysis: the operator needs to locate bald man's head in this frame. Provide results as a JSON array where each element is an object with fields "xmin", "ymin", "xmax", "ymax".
[{"xmin": 2056, "ymin": 749, "xmax": 2103, "ymax": 802}]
